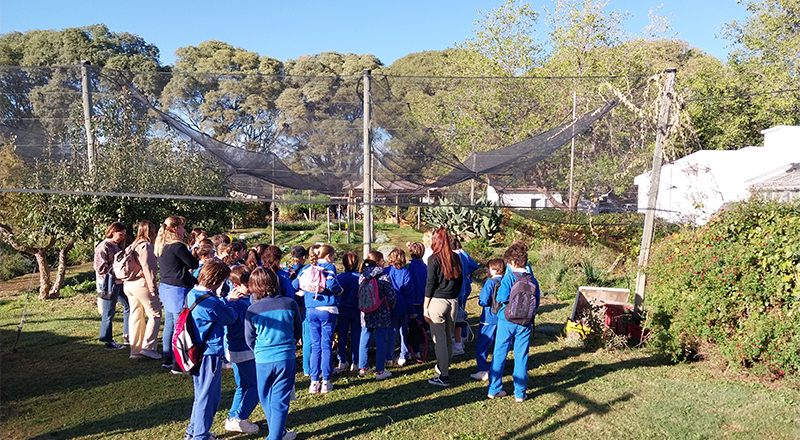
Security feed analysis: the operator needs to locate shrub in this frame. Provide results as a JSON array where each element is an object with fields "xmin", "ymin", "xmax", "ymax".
[
  {"xmin": 423, "ymin": 195, "xmax": 504, "ymax": 241},
  {"xmin": 0, "ymin": 245, "xmax": 34, "ymax": 281},
  {"xmin": 273, "ymin": 222, "xmax": 322, "ymax": 231},
  {"xmin": 644, "ymin": 197, "xmax": 800, "ymax": 375}
]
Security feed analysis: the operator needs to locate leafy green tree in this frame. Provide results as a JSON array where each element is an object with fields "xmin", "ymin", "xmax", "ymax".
[{"xmin": 160, "ymin": 40, "xmax": 283, "ymax": 151}]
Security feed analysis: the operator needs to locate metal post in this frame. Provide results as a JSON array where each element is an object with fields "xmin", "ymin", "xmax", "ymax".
[
  {"xmin": 634, "ymin": 68, "xmax": 677, "ymax": 313},
  {"xmin": 569, "ymin": 91, "xmax": 576, "ymax": 211},
  {"xmin": 327, "ymin": 207, "xmax": 331, "ymax": 243},
  {"xmin": 347, "ymin": 190, "xmax": 352, "ymax": 244},
  {"xmin": 271, "ymin": 183, "xmax": 276, "ymax": 245},
  {"xmin": 362, "ymin": 69, "xmax": 373, "ymax": 257},
  {"xmin": 81, "ymin": 60, "xmax": 95, "ymax": 179}
]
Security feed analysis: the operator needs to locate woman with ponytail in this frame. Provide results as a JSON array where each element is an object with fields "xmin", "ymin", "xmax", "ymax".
[
  {"xmin": 155, "ymin": 216, "xmax": 199, "ymax": 371},
  {"xmin": 423, "ymin": 228, "xmax": 463, "ymax": 387}
]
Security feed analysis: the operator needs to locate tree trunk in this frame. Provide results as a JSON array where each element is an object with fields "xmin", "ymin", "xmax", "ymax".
[
  {"xmin": 47, "ymin": 238, "xmax": 75, "ymax": 299},
  {"xmin": 0, "ymin": 222, "xmax": 59, "ymax": 300},
  {"xmin": 34, "ymin": 251, "xmax": 53, "ymax": 300}
]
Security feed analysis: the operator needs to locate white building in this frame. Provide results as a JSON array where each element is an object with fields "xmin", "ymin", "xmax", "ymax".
[
  {"xmin": 486, "ymin": 186, "xmax": 563, "ymax": 209},
  {"xmin": 634, "ymin": 125, "xmax": 800, "ymax": 225}
]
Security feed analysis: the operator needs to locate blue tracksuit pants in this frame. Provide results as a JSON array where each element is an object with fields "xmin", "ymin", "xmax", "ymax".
[
  {"xmin": 336, "ymin": 307, "xmax": 360, "ymax": 365},
  {"xmin": 229, "ymin": 359, "xmax": 259, "ymax": 420},
  {"xmin": 186, "ymin": 354, "xmax": 222, "ymax": 440},
  {"xmin": 475, "ymin": 322, "xmax": 498, "ymax": 372},
  {"xmin": 307, "ymin": 308, "xmax": 337, "ymax": 381},
  {"xmin": 488, "ymin": 318, "xmax": 531, "ymax": 399},
  {"xmin": 386, "ymin": 314, "xmax": 410, "ymax": 361},
  {"xmin": 256, "ymin": 359, "xmax": 296, "ymax": 440},
  {"xmin": 359, "ymin": 327, "xmax": 388, "ymax": 373}
]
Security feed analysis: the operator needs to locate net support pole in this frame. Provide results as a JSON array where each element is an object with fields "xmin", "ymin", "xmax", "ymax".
[
  {"xmin": 347, "ymin": 190, "xmax": 352, "ymax": 244},
  {"xmin": 327, "ymin": 207, "xmax": 331, "ymax": 243},
  {"xmin": 271, "ymin": 183, "xmax": 276, "ymax": 245},
  {"xmin": 634, "ymin": 68, "xmax": 676, "ymax": 313},
  {"xmin": 569, "ymin": 91, "xmax": 576, "ymax": 211},
  {"xmin": 81, "ymin": 60, "xmax": 95, "ymax": 180},
  {"xmin": 362, "ymin": 69, "xmax": 373, "ymax": 257}
]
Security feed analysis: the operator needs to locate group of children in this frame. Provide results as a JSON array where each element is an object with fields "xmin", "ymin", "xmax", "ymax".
[{"xmin": 109, "ymin": 221, "xmax": 538, "ymax": 440}]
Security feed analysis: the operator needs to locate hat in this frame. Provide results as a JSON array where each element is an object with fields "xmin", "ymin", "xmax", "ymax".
[{"xmin": 291, "ymin": 245, "xmax": 308, "ymax": 259}]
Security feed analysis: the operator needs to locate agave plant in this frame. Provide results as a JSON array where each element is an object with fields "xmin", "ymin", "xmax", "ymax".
[{"xmin": 423, "ymin": 195, "xmax": 503, "ymax": 241}]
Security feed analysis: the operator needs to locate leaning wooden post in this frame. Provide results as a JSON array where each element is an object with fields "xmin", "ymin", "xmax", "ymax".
[
  {"xmin": 634, "ymin": 68, "xmax": 676, "ymax": 313},
  {"xmin": 81, "ymin": 60, "xmax": 95, "ymax": 180},
  {"xmin": 362, "ymin": 69, "xmax": 373, "ymax": 257}
]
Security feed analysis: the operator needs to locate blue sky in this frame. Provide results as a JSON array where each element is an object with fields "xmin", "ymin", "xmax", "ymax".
[{"xmin": 2, "ymin": 0, "xmax": 748, "ymax": 66}]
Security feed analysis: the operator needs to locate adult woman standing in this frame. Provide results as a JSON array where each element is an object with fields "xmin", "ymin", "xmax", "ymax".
[
  {"xmin": 125, "ymin": 220, "xmax": 162, "ymax": 360},
  {"xmin": 94, "ymin": 221, "xmax": 131, "ymax": 349},
  {"xmin": 156, "ymin": 216, "xmax": 199, "ymax": 370},
  {"xmin": 423, "ymin": 228, "xmax": 463, "ymax": 387}
]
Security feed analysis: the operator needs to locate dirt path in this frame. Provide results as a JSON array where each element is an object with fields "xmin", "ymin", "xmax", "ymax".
[{"xmin": 0, "ymin": 262, "xmax": 94, "ymax": 298}]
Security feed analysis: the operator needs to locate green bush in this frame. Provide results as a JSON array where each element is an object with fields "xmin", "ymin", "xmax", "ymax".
[
  {"xmin": 273, "ymin": 222, "xmax": 322, "ymax": 231},
  {"xmin": 423, "ymin": 195, "xmax": 504, "ymax": 241},
  {"xmin": 644, "ymin": 198, "xmax": 800, "ymax": 375},
  {"xmin": 0, "ymin": 246, "xmax": 34, "ymax": 281}
]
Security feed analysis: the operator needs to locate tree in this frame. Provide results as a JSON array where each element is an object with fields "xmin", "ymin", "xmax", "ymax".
[{"xmin": 160, "ymin": 40, "xmax": 284, "ymax": 151}]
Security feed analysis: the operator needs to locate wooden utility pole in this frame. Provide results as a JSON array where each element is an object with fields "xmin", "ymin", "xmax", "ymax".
[
  {"xmin": 81, "ymin": 61, "xmax": 95, "ymax": 179},
  {"xmin": 634, "ymin": 68, "xmax": 677, "ymax": 313},
  {"xmin": 569, "ymin": 91, "xmax": 576, "ymax": 211},
  {"xmin": 362, "ymin": 69, "xmax": 373, "ymax": 257},
  {"xmin": 271, "ymin": 183, "xmax": 276, "ymax": 245}
]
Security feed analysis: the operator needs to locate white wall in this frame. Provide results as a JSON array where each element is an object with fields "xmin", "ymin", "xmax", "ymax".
[
  {"xmin": 487, "ymin": 186, "xmax": 563, "ymax": 209},
  {"xmin": 634, "ymin": 126, "xmax": 800, "ymax": 225}
]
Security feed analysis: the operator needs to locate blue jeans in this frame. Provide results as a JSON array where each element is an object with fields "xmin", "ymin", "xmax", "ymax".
[
  {"xmin": 186, "ymin": 354, "xmax": 222, "ymax": 440},
  {"xmin": 229, "ymin": 359, "xmax": 259, "ymax": 420},
  {"xmin": 359, "ymin": 327, "xmax": 388, "ymax": 373},
  {"xmin": 99, "ymin": 283, "xmax": 128, "ymax": 342},
  {"xmin": 475, "ymin": 322, "xmax": 498, "ymax": 371},
  {"xmin": 162, "ymin": 310, "xmax": 181, "ymax": 365},
  {"xmin": 256, "ymin": 359, "xmax": 296, "ymax": 440},
  {"xmin": 386, "ymin": 314, "xmax": 410, "ymax": 361},
  {"xmin": 307, "ymin": 308, "xmax": 337, "ymax": 382},
  {"xmin": 488, "ymin": 318, "xmax": 531, "ymax": 399},
  {"xmin": 336, "ymin": 307, "xmax": 361, "ymax": 365},
  {"xmin": 302, "ymin": 319, "xmax": 311, "ymax": 375}
]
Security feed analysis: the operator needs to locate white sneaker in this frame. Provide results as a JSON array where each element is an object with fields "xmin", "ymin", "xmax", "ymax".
[
  {"xmin": 309, "ymin": 381, "xmax": 321, "ymax": 394},
  {"xmin": 337, "ymin": 361, "xmax": 350, "ymax": 371},
  {"xmin": 515, "ymin": 395, "xmax": 526, "ymax": 403},
  {"xmin": 283, "ymin": 429, "xmax": 298, "ymax": 440},
  {"xmin": 140, "ymin": 349, "xmax": 162, "ymax": 360},
  {"xmin": 470, "ymin": 371, "xmax": 489, "ymax": 381},
  {"xmin": 488, "ymin": 390, "xmax": 508, "ymax": 399},
  {"xmin": 321, "ymin": 380, "xmax": 333, "ymax": 393},
  {"xmin": 396, "ymin": 357, "xmax": 407, "ymax": 366},
  {"xmin": 350, "ymin": 363, "xmax": 357, "ymax": 371},
  {"xmin": 225, "ymin": 417, "xmax": 259, "ymax": 434},
  {"xmin": 376, "ymin": 370, "xmax": 392, "ymax": 380},
  {"xmin": 452, "ymin": 345, "xmax": 465, "ymax": 356},
  {"xmin": 358, "ymin": 368, "xmax": 367, "ymax": 377}
]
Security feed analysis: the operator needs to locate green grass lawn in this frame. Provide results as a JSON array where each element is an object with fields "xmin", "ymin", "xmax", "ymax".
[{"xmin": 2, "ymin": 277, "xmax": 797, "ymax": 440}]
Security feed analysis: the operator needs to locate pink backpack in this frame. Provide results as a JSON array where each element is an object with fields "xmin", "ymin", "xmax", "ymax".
[{"xmin": 298, "ymin": 265, "xmax": 327, "ymax": 295}]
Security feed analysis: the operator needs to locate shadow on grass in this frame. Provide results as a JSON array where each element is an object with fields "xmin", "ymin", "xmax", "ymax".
[{"xmin": 26, "ymin": 396, "xmax": 194, "ymax": 440}]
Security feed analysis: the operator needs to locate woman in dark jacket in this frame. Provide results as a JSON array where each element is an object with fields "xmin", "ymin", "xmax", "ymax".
[
  {"xmin": 155, "ymin": 215, "xmax": 198, "ymax": 370},
  {"xmin": 423, "ymin": 228, "xmax": 463, "ymax": 387}
]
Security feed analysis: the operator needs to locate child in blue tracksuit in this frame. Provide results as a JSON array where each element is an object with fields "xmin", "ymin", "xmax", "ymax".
[
  {"xmin": 336, "ymin": 251, "xmax": 361, "ymax": 371},
  {"xmin": 291, "ymin": 244, "xmax": 343, "ymax": 394},
  {"xmin": 245, "ymin": 267, "xmax": 303, "ymax": 440},
  {"xmin": 488, "ymin": 241, "xmax": 540, "ymax": 403},
  {"xmin": 385, "ymin": 248, "xmax": 415, "ymax": 366},
  {"xmin": 406, "ymin": 242, "xmax": 428, "ymax": 361},
  {"xmin": 453, "ymin": 239, "xmax": 478, "ymax": 355},
  {"xmin": 185, "ymin": 260, "xmax": 241, "ymax": 440},
  {"xmin": 287, "ymin": 246, "xmax": 309, "ymax": 375},
  {"xmin": 470, "ymin": 258, "xmax": 506, "ymax": 381},
  {"xmin": 358, "ymin": 255, "xmax": 397, "ymax": 380},
  {"xmin": 223, "ymin": 265, "xmax": 259, "ymax": 435}
]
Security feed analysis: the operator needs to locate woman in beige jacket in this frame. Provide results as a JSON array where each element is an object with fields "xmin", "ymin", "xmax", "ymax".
[{"xmin": 125, "ymin": 220, "xmax": 162, "ymax": 360}]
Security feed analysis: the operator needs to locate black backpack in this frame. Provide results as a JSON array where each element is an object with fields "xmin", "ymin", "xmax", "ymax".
[
  {"xmin": 489, "ymin": 281, "xmax": 502, "ymax": 315},
  {"xmin": 503, "ymin": 272, "xmax": 538, "ymax": 326}
]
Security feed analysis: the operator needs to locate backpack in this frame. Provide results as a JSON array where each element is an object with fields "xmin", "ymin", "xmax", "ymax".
[
  {"xmin": 173, "ymin": 293, "xmax": 214, "ymax": 376},
  {"xmin": 503, "ymin": 272, "xmax": 538, "ymax": 326},
  {"xmin": 407, "ymin": 317, "xmax": 428, "ymax": 361},
  {"xmin": 489, "ymin": 281, "xmax": 502, "ymax": 315},
  {"xmin": 298, "ymin": 265, "xmax": 326, "ymax": 296},
  {"xmin": 112, "ymin": 244, "xmax": 141, "ymax": 282},
  {"xmin": 357, "ymin": 277, "xmax": 383, "ymax": 313},
  {"xmin": 285, "ymin": 265, "xmax": 299, "ymax": 281}
]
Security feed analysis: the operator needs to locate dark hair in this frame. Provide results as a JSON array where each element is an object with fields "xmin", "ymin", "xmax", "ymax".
[
  {"xmin": 229, "ymin": 264, "xmax": 251, "ymax": 286},
  {"xmin": 197, "ymin": 259, "xmax": 230, "ymax": 290},
  {"xmin": 360, "ymin": 258, "xmax": 377, "ymax": 273},
  {"xmin": 246, "ymin": 244, "xmax": 268, "ymax": 270},
  {"xmin": 387, "ymin": 248, "xmax": 406, "ymax": 269},
  {"xmin": 260, "ymin": 245, "xmax": 283, "ymax": 272},
  {"xmin": 194, "ymin": 243, "xmax": 215, "ymax": 260},
  {"xmin": 291, "ymin": 245, "xmax": 308, "ymax": 259},
  {"xmin": 342, "ymin": 251, "xmax": 360, "ymax": 272},
  {"xmin": 503, "ymin": 241, "xmax": 529, "ymax": 268},
  {"xmin": 451, "ymin": 237, "xmax": 462, "ymax": 250},
  {"xmin": 104, "ymin": 222, "xmax": 126, "ymax": 239},
  {"xmin": 407, "ymin": 242, "xmax": 424, "ymax": 259},
  {"xmin": 487, "ymin": 258, "xmax": 506, "ymax": 275},
  {"xmin": 314, "ymin": 244, "xmax": 335, "ymax": 264},
  {"xmin": 190, "ymin": 228, "xmax": 206, "ymax": 244},
  {"xmin": 249, "ymin": 267, "xmax": 279, "ymax": 300},
  {"xmin": 431, "ymin": 228, "xmax": 461, "ymax": 280},
  {"xmin": 367, "ymin": 250, "xmax": 383, "ymax": 263},
  {"xmin": 212, "ymin": 234, "xmax": 231, "ymax": 248}
]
